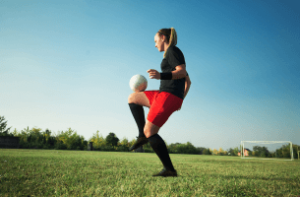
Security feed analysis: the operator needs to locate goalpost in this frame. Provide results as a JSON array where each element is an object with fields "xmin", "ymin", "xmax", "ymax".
[{"xmin": 241, "ymin": 141, "xmax": 294, "ymax": 161}]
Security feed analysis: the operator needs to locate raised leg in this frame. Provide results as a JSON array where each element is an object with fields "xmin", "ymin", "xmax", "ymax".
[{"xmin": 128, "ymin": 92, "xmax": 150, "ymax": 108}]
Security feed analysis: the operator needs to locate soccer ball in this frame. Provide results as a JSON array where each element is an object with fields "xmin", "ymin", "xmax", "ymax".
[{"xmin": 129, "ymin": 74, "xmax": 147, "ymax": 92}]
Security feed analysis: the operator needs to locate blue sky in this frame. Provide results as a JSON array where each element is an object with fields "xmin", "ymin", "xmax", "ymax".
[{"xmin": 1, "ymin": 0, "xmax": 299, "ymax": 152}]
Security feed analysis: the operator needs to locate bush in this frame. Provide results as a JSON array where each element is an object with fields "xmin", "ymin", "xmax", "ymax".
[
  {"xmin": 96, "ymin": 145, "xmax": 115, "ymax": 151},
  {"xmin": 43, "ymin": 144, "xmax": 51, "ymax": 149},
  {"xmin": 116, "ymin": 145, "xmax": 129, "ymax": 152},
  {"xmin": 143, "ymin": 148, "xmax": 154, "ymax": 153},
  {"xmin": 20, "ymin": 143, "xmax": 30, "ymax": 149},
  {"xmin": 55, "ymin": 142, "xmax": 67, "ymax": 150}
]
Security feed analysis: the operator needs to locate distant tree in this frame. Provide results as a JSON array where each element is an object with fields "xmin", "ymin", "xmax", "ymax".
[
  {"xmin": 119, "ymin": 137, "xmax": 129, "ymax": 147},
  {"xmin": 202, "ymin": 148, "xmax": 212, "ymax": 155},
  {"xmin": 175, "ymin": 144, "xmax": 187, "ymax": 154},
  {"xmin": 168, "ymin": 142, "xmax": 181, "ymax": 153},
  {"xmin": 31, "ymin": 127, "xmax": 43, "ymax": 144},
  {"xmin": 55, "ymin": 128, "xmax": 85, "ymax": 150},
  {"xmin": 12, "ymin": 128, "xmax": 19, "ymax": 136},
  {"xmin": 23, "ymin": 127, "xmax": 44, "ymax": 148},
  {"xmin": 270, "ymin": 151, "xmax": 276, "ymax": 158},
  {"xmin": 295, "ymin": 145, "xmax": 300, "ymax": 159},
  {"xmin": 43, "ymin": 129, "xmax": 52, "ymax": 144},
  {"xmin": 168, "ymin": 143, "xmax": 175, "ymax": 153},
  {"xmin": 89, "ymin": 130, "xmax": 107, "ymax": 149},
  {"xmin": 218, "ymin": 148, "xmax": 225, "ymax": 155},
  {"xmin": 0, "ymin": 116, "xmax": 13, "ymax": 136},
  {"xmin": 277, "ymin": 144, "xmax": 291, "ymax": 158},
  {"xmin": 228, "ymin": 148, "xmax": 235, "ymax": 156},
  {"xmin": 196, "ymin": 147, "xmax": 207, "ymax": 154},
  {"xmin": 212, "ymin": 149, "xmax": 218, "ymax": 155},
  {"xmin": 185, "ymin": 142, "xmax": 197, "ymax": 154},
  {"xmin": 253, "ymin": 146, "xmax": 271, "ymax": 157},
  {"xmin": 233, "ymin": 147, "xmax": 239, "ymax": 156},
  {"xmin": 116, "ymin": 137, "xmax": 130, "ymax": 152},
  {"xmin": 272, "ymin": 143, "xmax": 298, "ymax": 159},
  {"xmin": 166, "ymin": 142, "xmax": 200, "ymax": 154},
  {"xmin": 105, "ymin": 132, "xmax": 119, "ymax": 148},
  {"xmin": 48, "ymin": 136, "xmax": 56, "ymax": 147},
  {"xmin": 21, "ymin": 127, "xmax": 31, "ymax": 135}
]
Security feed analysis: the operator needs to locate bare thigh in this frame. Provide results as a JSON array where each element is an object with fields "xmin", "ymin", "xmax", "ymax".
[{"xmin": 128, "ymin": 92, "xmax": 150, "ymax": 108}]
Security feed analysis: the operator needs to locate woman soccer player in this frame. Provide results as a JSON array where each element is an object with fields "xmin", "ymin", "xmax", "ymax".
[{"xmin": 128, "ymin": 27, "xmax": 192, "ymax": 177}]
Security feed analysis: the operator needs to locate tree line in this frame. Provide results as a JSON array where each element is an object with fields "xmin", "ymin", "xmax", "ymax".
[
  {"xmin": 242, "ymin": 145, "xmax": 297, "ymax": 159},
  {"xmin": 0, "ymin": 116, "xmax": 299, "ymax": 158}
]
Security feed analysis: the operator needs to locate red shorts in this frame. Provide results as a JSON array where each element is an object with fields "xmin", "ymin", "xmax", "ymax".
[{"xmin": 144, "ymin": 90, "xmax": 183, "ymax": 127}]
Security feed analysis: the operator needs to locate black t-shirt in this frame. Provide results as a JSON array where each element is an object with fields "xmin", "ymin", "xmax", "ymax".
[{"xmin": 159, "ymin": 45, "xmax": 188, "ymax": 99}]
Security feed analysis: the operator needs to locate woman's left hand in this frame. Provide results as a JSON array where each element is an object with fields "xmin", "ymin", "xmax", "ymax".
[{"xmin": 147, "ymin": 69, "xmax": 160, "ymax": 80}]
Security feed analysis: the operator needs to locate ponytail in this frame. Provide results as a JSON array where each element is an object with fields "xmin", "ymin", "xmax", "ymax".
[{"xmin": 157, "ymin": 27, "xmax": 178, "ymax": 58}]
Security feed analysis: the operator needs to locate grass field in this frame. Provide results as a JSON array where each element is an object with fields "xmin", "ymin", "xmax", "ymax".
[{"xmin": 0, "ymin": 149, "xmax": 299, "ymax": 197}]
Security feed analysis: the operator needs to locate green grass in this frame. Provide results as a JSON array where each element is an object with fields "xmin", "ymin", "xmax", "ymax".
[{"xmin": 0, "ymin": 149, "xmax": 299, "ymax": 197}]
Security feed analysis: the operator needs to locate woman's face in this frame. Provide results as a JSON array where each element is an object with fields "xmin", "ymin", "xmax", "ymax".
[{"xmin": 154, "ymin": 33, "xmax": 166, "ymax": 52}]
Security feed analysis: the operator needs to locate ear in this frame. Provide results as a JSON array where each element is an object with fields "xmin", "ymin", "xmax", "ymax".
[{"xmin": 160, "ymin": 34, "xmax": 166, "ymax": 42}]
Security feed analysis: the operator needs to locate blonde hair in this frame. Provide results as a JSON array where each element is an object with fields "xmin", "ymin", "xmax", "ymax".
[{"xmin": 157, "ymin": 27, "xmax": 177, "ymax": 58}]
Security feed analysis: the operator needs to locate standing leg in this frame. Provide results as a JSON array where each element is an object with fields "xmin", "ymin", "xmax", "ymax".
[
  {"xmin": 144, "ymin": 91, "xmax": 182, "ymax": 177},
  {"xmin": 144, "ymin": 120, "xmax": 177, "ymax": 176}
]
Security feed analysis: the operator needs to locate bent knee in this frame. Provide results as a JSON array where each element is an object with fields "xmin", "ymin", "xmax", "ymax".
[
  {"xmin": 128, "ymin": 92, "xmax": 136, "ymax": 103},
  {"xmin": 143, "ymin": 130, "xmax": 151, "ymax": 138}
]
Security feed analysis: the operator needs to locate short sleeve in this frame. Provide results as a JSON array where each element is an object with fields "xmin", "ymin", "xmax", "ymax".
[{"xmin": 167, "ymin": 47, "xmax": 186, "ymax": 69}]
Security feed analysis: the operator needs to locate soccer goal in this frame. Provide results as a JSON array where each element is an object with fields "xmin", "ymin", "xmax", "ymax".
[{"xmin": 240, "ymin": 141, "xmax": 294, "ymax": 161}]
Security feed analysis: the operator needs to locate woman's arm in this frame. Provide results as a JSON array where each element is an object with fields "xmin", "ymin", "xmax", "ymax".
[
  {"xmin": 177, "ymin": 77, "xmax": 191, "ymax": 111},
  {"xmin": 183, "ymin": 77, "xmax": 191, "ymax": 100},
  {"xmin": 185, "ymin": 75, "xmax": 191, "ymax": 84},
  {"xmin": 171, "ymin": 64, "xmax": 187, "ymax": 80}
]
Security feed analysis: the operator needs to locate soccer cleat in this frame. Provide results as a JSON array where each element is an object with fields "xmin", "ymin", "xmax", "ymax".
[
  {"xmin": 129, "ymin": 136, "xmax": 148, "ymax": 151},
  {"xmin": 152, "ymin": 168, "xmax": 177, "ymax": 177}
]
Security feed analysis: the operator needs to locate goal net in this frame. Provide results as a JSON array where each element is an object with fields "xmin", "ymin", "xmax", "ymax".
[{"xmin": 240, "ymin": 141, "xmax": 294, "ymax": 161}]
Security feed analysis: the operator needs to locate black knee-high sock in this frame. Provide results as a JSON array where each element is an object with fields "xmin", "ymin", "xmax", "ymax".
[
  {"xmin": 129, "ymin": 103, "xmax": 146, "ymax": 138},
  {"xmin": 148, "ymin": 134, "xmax": 175, "ymax": 172}
]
